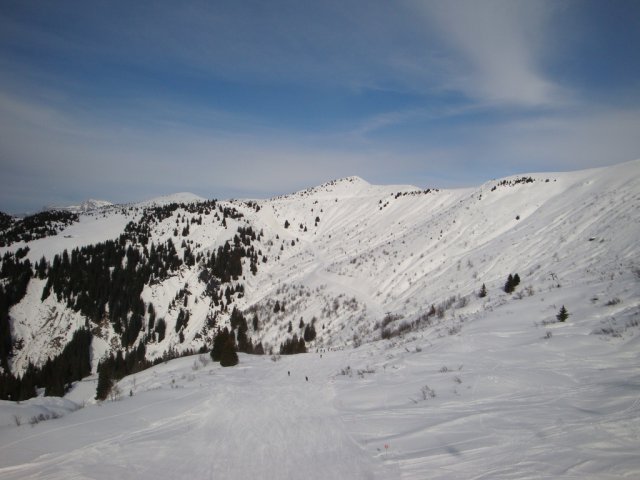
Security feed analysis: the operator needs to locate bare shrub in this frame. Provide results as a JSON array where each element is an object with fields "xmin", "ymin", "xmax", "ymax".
[
  {"xmin": 109, "ymin": 385, "xmax": 122, "ymax": 401},
  {"xmin": 357, "ymin": 366, "xmax": 375, "ymax": 378},
  {"xmin": 198, "ymin": 354, "xmax": 210, "ymax": 367},
  {"xmin": 455, "ymin": 295, "xmax": 469, "ymax": 309},
  {"xmin": 592, "ymin": 326, "xmax": 621, "ymax": 337},
  {"xmin": 376, "ymin": 312, "xmax": 402, "ymax": 330},
  {"xmin": 448, "ymin": 324, "xmax": 461, "ymax": 336},
  {"xmin": 420, "ymin": 385, "xmax": 436, "ymax": 400}
]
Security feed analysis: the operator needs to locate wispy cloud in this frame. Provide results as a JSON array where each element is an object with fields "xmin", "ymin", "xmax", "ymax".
[
  {"xmin": 412, "ymin": 0, "xmax": 563, "ymax": 107},
  {"xmin": 0, "ymin": 0, "xmax": 638, "ymax": 212},
  {"xmin": 0, "ymin": 88, "xmax": 384, "ymax": 211}
]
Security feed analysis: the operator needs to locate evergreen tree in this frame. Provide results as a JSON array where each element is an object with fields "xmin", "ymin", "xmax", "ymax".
[
  {"xmin": 95, "ymin": 361, "xmax": 114, "ymax": 400},
  {"xmin": 229, "ymin": 307, "xmax": 245, "ymax": 330},
  {"xmin": 303, "ymin": 324, "xmax": 316, "ymax": 342},
  {"xmin": 155, "ymin": 318, "xmax": 166, "ymax": 342},
  {"xmin": 556, "ymin": 305, "xmax": 569, "ymax": 322},
  {"xmin": 220, "ymin": 336, "xmax": 239, "ymax": 367},
  {"xmin": 478, "ymin": 283, "xmax": 487, "ymax": 298},
  {"xmin": 18, "ymin": 364, "xmax": 37, "ymax": 400},
  {"xmin": 279, "ymin": 334, "xmax": 307, "ymax": 355},
  {"xmin": 0, "ymin": 288, "xmax": 11, "ymax": 371},
  {"xmin": 504, "ymin": 274, "xmax": 515, "ymax": 293},
  {"xmin": 236, "ymin": 317, "xmax": 253, "ymax": 354},
  {"xmin": 147, "ymin": 303, "xmax": 156, "ymax": 331},
  {"xmin": 211, "ymin": 327, "xmax": 229, "ymax": 361}
]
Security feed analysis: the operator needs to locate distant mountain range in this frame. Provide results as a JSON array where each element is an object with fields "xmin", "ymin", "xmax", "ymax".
[{"xmin": 44, "ymin": 199, "xmax": 114, "ymax": 214}]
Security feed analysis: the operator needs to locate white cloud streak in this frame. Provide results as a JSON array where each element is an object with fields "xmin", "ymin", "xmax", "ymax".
[
  {"xmin": 1, "ymin": 1, "xmax": 638, "ymax": 212},
  {"xmin": 0, "ymin": 90, "xmax": 385, "ymax": 210},
  {"xmin": 411, "ymin": 0, "xmax": 563, "ymax": 106}
]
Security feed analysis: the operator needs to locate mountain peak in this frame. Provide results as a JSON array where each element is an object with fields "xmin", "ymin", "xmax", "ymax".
[{"xmin": 137, "ymin": 192, "xmax": 207, "ymax": 207}]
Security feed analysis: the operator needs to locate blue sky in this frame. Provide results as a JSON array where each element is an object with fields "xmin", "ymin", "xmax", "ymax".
[{"xmin": 1, "ymin": 0, "xmax": 639, "ymax": 213}]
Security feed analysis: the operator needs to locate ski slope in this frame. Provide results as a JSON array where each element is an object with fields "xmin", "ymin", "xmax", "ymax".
[
  {"xmin": 0, "ymin": 160, "xmax": 639, "ymax": 478},
  {"xmin": 1, "ymin": 268, "xmax": 639, "ymax": 479},
  {"xmin": 0, "ymin": 353, "xmax": 387, "ymax": 480}
]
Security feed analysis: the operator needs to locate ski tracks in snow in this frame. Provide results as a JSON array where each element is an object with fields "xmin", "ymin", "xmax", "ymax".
[{"xmin": 0, "ymin": 355, "xmax": 387, "ymax": 480}]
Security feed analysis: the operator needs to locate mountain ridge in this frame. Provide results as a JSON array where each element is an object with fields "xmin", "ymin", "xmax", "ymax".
[{"xmin": 1, "ymin": 160, "xmax": 639, "ymax": 381}]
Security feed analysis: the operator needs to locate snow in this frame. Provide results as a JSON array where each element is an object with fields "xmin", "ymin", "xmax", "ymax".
[
  {"xmin": 1, "ymin": 278, "xmax": 638, "ymax": 478},
  {"xmin": 1, "ymin": 160, "xmax": 639, "ymax": 478},
  {"xmin": 136, "ymin": 192, "xmax": 206, "ymax": 207},
  {"xmin": 5, "ymin": 159, "xmax": 639, "ymax": 366},
  {"xmin": 1, "ymin": 210, "xmax": 131, "ymax": 264},
  {"xmin": 49, "ymin": 199, "xmax": 114, "ymax": 214},
  {"xmin": 0, "ymin": 354, "xmax": 388, "ymax": 479}
]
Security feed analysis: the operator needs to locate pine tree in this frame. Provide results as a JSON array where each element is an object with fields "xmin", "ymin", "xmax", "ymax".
[
  {"xmin": 303, "ymin": 324, "xmax": 316, "ymax": 342},
  {"xmin": 504, "ymin": 274, "xmax": 515, "ymax": 293},
  {"xmin": 220, "ymin": 336, "xmax": 239, "ymax": 367},
  {"xmin": 155, "ymin": 318, "xmax": 166, "ymax": 342},
  {"xmin": 95, "ymin": 362, "xmax": 114, "ymax": 400},
  {"xmin": 478, "ymin": 283, "xmax": 487, "ymax": 298},
  {"xmin": 211, "ymin": 327, "xmax": 229, "ymax": 361},
  {"xmin": 556, "ymin": 305, "xmax": 569, "ymax": 322}
]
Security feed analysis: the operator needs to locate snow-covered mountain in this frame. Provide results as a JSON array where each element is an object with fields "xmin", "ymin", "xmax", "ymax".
[
  {"xmin": 45, "ymin": 198, "xmax": 114, "ymax": 214},
  {"xmin": 1, "ymin": 160, "xmax": 639, "ymax": 478},
  {"xmin": 135, "ymin": 192, "xmax": 207, "ymax": 207},
  {"xmin": 1, "ymin": 160, "xmax": 639, "ymax": 377}
]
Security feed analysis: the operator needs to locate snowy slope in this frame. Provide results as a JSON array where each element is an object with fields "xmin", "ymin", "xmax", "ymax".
[
  {"xmin": 136, "ymin": 192, "xmax": 207, "ymax": 207},
  {"xmin": 0, "ymin": 160, "xmax": 639, "ymax": 478},
  {"xmin": 2, "ymin": 161, "xmax": 640, "ymax": 375},
  {"xmin": 0, "ymin": 279, "xmax": 638, "ymax": 479}
]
